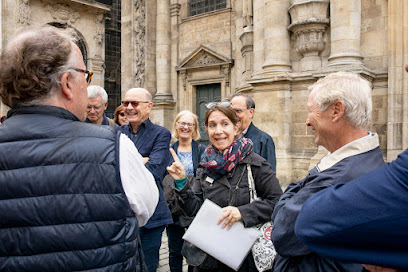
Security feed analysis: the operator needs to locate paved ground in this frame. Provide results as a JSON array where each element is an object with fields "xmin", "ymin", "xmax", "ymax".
[{"xmin": 157, "ymin": 231, "xmax": 188, "ymax": 272}]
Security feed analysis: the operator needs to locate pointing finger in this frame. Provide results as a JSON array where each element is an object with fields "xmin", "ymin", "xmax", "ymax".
[{"xmin": 169, "ymin": 148, "xmax": 181, "ymax": 163}]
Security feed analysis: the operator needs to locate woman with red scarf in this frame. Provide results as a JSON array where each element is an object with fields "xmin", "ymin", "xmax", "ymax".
[{"xmin": 167, "ymin": 102, "xmax": 282, "ymax": 272}]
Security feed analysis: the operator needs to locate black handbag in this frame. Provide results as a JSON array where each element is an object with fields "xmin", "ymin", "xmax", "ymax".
[{"xmin": 181, "ymin": 240, "xmax": 218, "ymax": 269}]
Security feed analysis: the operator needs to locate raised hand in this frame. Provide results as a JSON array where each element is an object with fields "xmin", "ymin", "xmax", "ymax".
[{"xmin": 166, "ymin": 148, "xmax": 186, "ymax": 180}]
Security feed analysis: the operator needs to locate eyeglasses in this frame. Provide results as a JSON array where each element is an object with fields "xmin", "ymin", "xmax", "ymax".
[
  {"xmin": 71, "ymin": 68, "xmax": 93, "ymax": 86},
  {"xmin": 205, "ymin": 101, "xmax": 232, "ymax": 109},
  {"xmin": 119, "ymin": 112, "xmax": 126, "ymax": 117},
  {"xmin": 122, "ymin": 100, "xmax": 151, "ymax": 108},
  {"xmin": 176, "ymin": 121, "xmax": 195, "ymax": 128}
]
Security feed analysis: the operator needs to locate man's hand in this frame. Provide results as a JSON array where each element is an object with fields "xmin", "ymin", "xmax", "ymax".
[
  {"xmin": 363, "ymin": 264, "xmax": 399, "ymax": 272},
  {"xmin": 218, "ymin": 206, "xmax": 242, "ymax": 230},
  {"xmin": 166, "ymin": 148, "xmax": 186, "ymax": 180}
]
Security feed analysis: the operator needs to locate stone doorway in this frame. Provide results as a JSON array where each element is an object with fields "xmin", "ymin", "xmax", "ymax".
[{"xmin": 196, "ymin": 83, "xmax": 221, "ymax": 145}]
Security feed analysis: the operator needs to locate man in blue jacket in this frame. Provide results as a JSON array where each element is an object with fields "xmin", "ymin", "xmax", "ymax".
[
  {"xmin": 119, "ymin": 88, "xmax": 173, "ymax": 272},
  {"xmin": 0, "ymin": 26, "xmax": 158, "ymax": 271},
  {"xmin": 230, "ymin": 93, "xmax": 277, "ymax": 172},
  {"xmin": 295, "ymin": 63, "xmax": 408, "ymax": 272},
  {"xmin": 271, "ymin": 72, "xmax": 385, "ymax": 272}
]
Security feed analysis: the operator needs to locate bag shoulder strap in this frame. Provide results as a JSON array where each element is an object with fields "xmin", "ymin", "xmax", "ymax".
[{"xmin": 246, "ymin": 164, "xmax": 257, "ymax": 202}]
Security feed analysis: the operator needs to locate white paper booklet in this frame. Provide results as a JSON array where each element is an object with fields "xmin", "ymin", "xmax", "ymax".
[{"xmin": 182, "ymin": 199, "xmax": 260, "ymax": 271}]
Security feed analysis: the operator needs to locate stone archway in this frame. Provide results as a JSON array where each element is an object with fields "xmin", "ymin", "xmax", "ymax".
[{"xmin": 47, "ymin": 22, "xmax": 88, "ymax": 67}]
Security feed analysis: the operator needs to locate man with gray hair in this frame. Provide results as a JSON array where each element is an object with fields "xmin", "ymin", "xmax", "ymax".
[
  {"xmin": 85, "ymin": 85, "xmax": 115, "ymax": 126},
  {"xmin": 270, "ymin": 72, "xmax": 384, "ymax": 272},
  {"xmin": 0, "ymin": 26, "xmax": 158, "ymax": 271}
]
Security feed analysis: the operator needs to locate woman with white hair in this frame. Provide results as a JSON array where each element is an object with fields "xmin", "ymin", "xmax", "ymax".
[{"xmin": 164, "ymin": 110, "xmax": 205, "ymax": 272}]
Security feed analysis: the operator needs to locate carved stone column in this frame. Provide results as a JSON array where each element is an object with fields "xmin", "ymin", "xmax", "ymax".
[
  {"xmin": 288, "ymin": 0, "xmax": 329, "ymax": 71},
  {"xmin": 170, "ymin": 3, "xmax": 181, "ymax": 104},
  {"xmin": 328, "ymin": 0, "xmax": 364, "ymax": 66},
  {"xmin": 262, "ymin": 0, "xmax": 291, "ymax": 74},
  {"xmin": 154, "ymin": 0, "xmax": 174, "ymax": 103}
]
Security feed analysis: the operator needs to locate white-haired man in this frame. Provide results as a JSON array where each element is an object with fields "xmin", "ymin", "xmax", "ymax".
[
  {"xmin": 271, "ymin": 72, "xmax": 385, "ymax": 272},
  {"xmin": 295, "ymin": 64, "xmax": 408, "ymax": 272},
  {"xmin": 85, "ymin": 85, "xmax": 115, "ymax": 126}
]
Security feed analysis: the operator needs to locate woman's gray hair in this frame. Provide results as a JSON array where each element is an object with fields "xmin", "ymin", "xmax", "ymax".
[
  {"xmin": 309, "ymin": 72, "xmax": 372, "ymax": 129},
  {"xmin": 87, "ymin": 85, "xmax": 108, "ymax": 104}
]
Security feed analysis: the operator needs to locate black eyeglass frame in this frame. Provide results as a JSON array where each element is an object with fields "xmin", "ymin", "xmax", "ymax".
[{"xmin": 71, "ymin": 68, "xmax": 93, "ymax": 85}]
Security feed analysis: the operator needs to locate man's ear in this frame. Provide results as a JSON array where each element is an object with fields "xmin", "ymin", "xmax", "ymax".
[
  {"xmin": 332, "ymin": 100, "xmax": 345, "ymax": 122},
  {"xmin": 249, "ymin": 108, "xmax": 255, "ymax": 119},
  {"xmin": 60, "ymin": 72, "xmax": 74, "ymax": 100},
  {"xmin": 104, "ymin": 102, "xmax": 108, "ymax": 110}
]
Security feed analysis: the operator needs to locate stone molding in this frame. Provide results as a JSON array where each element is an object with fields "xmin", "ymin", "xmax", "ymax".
[
  {"xmin": 47, "ymin": 3, "xmax": 81, "ymax": 24},
  {"xmin": 134, "ymin": 0, "xmax": 146, "ymax": 88},
  {"xmin": 176, "ymin": 45, "xmax": 234, "ymax": 90},
  {"xmin": 170, "ymin": 3, "xmax": 181, "ymax": 17}
]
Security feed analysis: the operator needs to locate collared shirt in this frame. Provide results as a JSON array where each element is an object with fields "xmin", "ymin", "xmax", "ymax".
[{"xmin": 271, "ymin": 133, "xmax": 384, "ymax": 272}]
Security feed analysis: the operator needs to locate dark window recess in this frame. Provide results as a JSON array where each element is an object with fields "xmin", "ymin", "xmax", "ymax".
[
  {"xmin": 190, "ymin": 0, "xmax": 226, "ymax": 16},
  {"xmin": 104, "ymin": 0, "xmax": 121, "ymax": 118}
]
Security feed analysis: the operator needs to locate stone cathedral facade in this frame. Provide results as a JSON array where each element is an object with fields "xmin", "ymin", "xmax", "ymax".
[{"xmin": 1, "ymin": 0, "xmax": 408, "ymax": 186}]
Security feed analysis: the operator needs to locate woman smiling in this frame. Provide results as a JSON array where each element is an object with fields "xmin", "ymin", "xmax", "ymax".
[{"xmin": 167, "ymin": 102, "xmax": 282, "ymax": 272}]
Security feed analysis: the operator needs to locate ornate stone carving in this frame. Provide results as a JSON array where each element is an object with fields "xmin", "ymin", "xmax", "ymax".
[
  {"xmin": 134, "ymin": 0, "xmax": 146, "ymax": 88},
  {"xmin": 93, "ymin": 13, "xmax": 104, "ymax": 58},
  {"xmin": 18, "ymin": 0, "xmax": 31, "ymax": 26},
  {"xmin": 221, "ymin": 65, "xmax": 231, "ymax": 87},
  {"xmin": 288, "ymin": 0, "xmax": 330, "ymax": 71},
  {"xmin": 194, "ymin": 53, "xmax": 219, "ymax": 66},
  {"xmin": 294, "ymin": 26, "xmax": 326, "ymax": 55},
  {"xmin": 47, "ymin": 4, "xmax": 80, "ymax": 24}
]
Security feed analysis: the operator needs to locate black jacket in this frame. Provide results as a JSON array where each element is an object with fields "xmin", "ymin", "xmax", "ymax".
[
  {"xmin": 176, "ymin": 151, "xmax": 282, "ymax": 271},
  {"xmin": 0, "ymin": 106, "xmax": 145, "ymax": 272}
]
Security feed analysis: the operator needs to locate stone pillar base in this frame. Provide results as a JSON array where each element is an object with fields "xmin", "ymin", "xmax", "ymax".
[
  {"xmin": 328, "ymin": 52, "xmax": 364, "ymax": 67},
  {"xmin": 151, "ymin": 101, "xmax": 176, "ymax": 130}
]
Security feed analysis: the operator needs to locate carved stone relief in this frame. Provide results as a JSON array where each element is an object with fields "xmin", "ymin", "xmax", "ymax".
[
  {"xmin": 18, "ymin": 0, "xmax": 31, "ymax": 26},
  {"xmin": 134, "ymin": 0, "xmax": 146, "ymax": 88},
  {"xmin": 93, "ymin": 13, "xmax": 104, "ymax": 58},
  {"xmin": 47, "ymin": 4, "xmax": 80, "ymax": 25}
]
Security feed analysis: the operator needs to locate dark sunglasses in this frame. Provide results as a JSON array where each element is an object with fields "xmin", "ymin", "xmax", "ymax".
[
  {"xmin": 205, "ymin": 101, "xmax": 231, "ymax": 109},
  {"xmin": 122, "ymin": 100, "xmax": 151, "ymax": 108},
  {"xmin": 71, "ymin": 68, "xmax": 93, "ymax": 86},
  {"xmin": 119, "ymin": 112, "xmax": 126, "ymax": 117}
]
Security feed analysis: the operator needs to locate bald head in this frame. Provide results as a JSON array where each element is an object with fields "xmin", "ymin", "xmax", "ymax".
[
  {"xmin": 123, "ymin": 88, "xmax": 153, "ymax": 132},
  {"xmin": 126, "ymin": 88, "xmax": 152, "ymax": 102}
]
